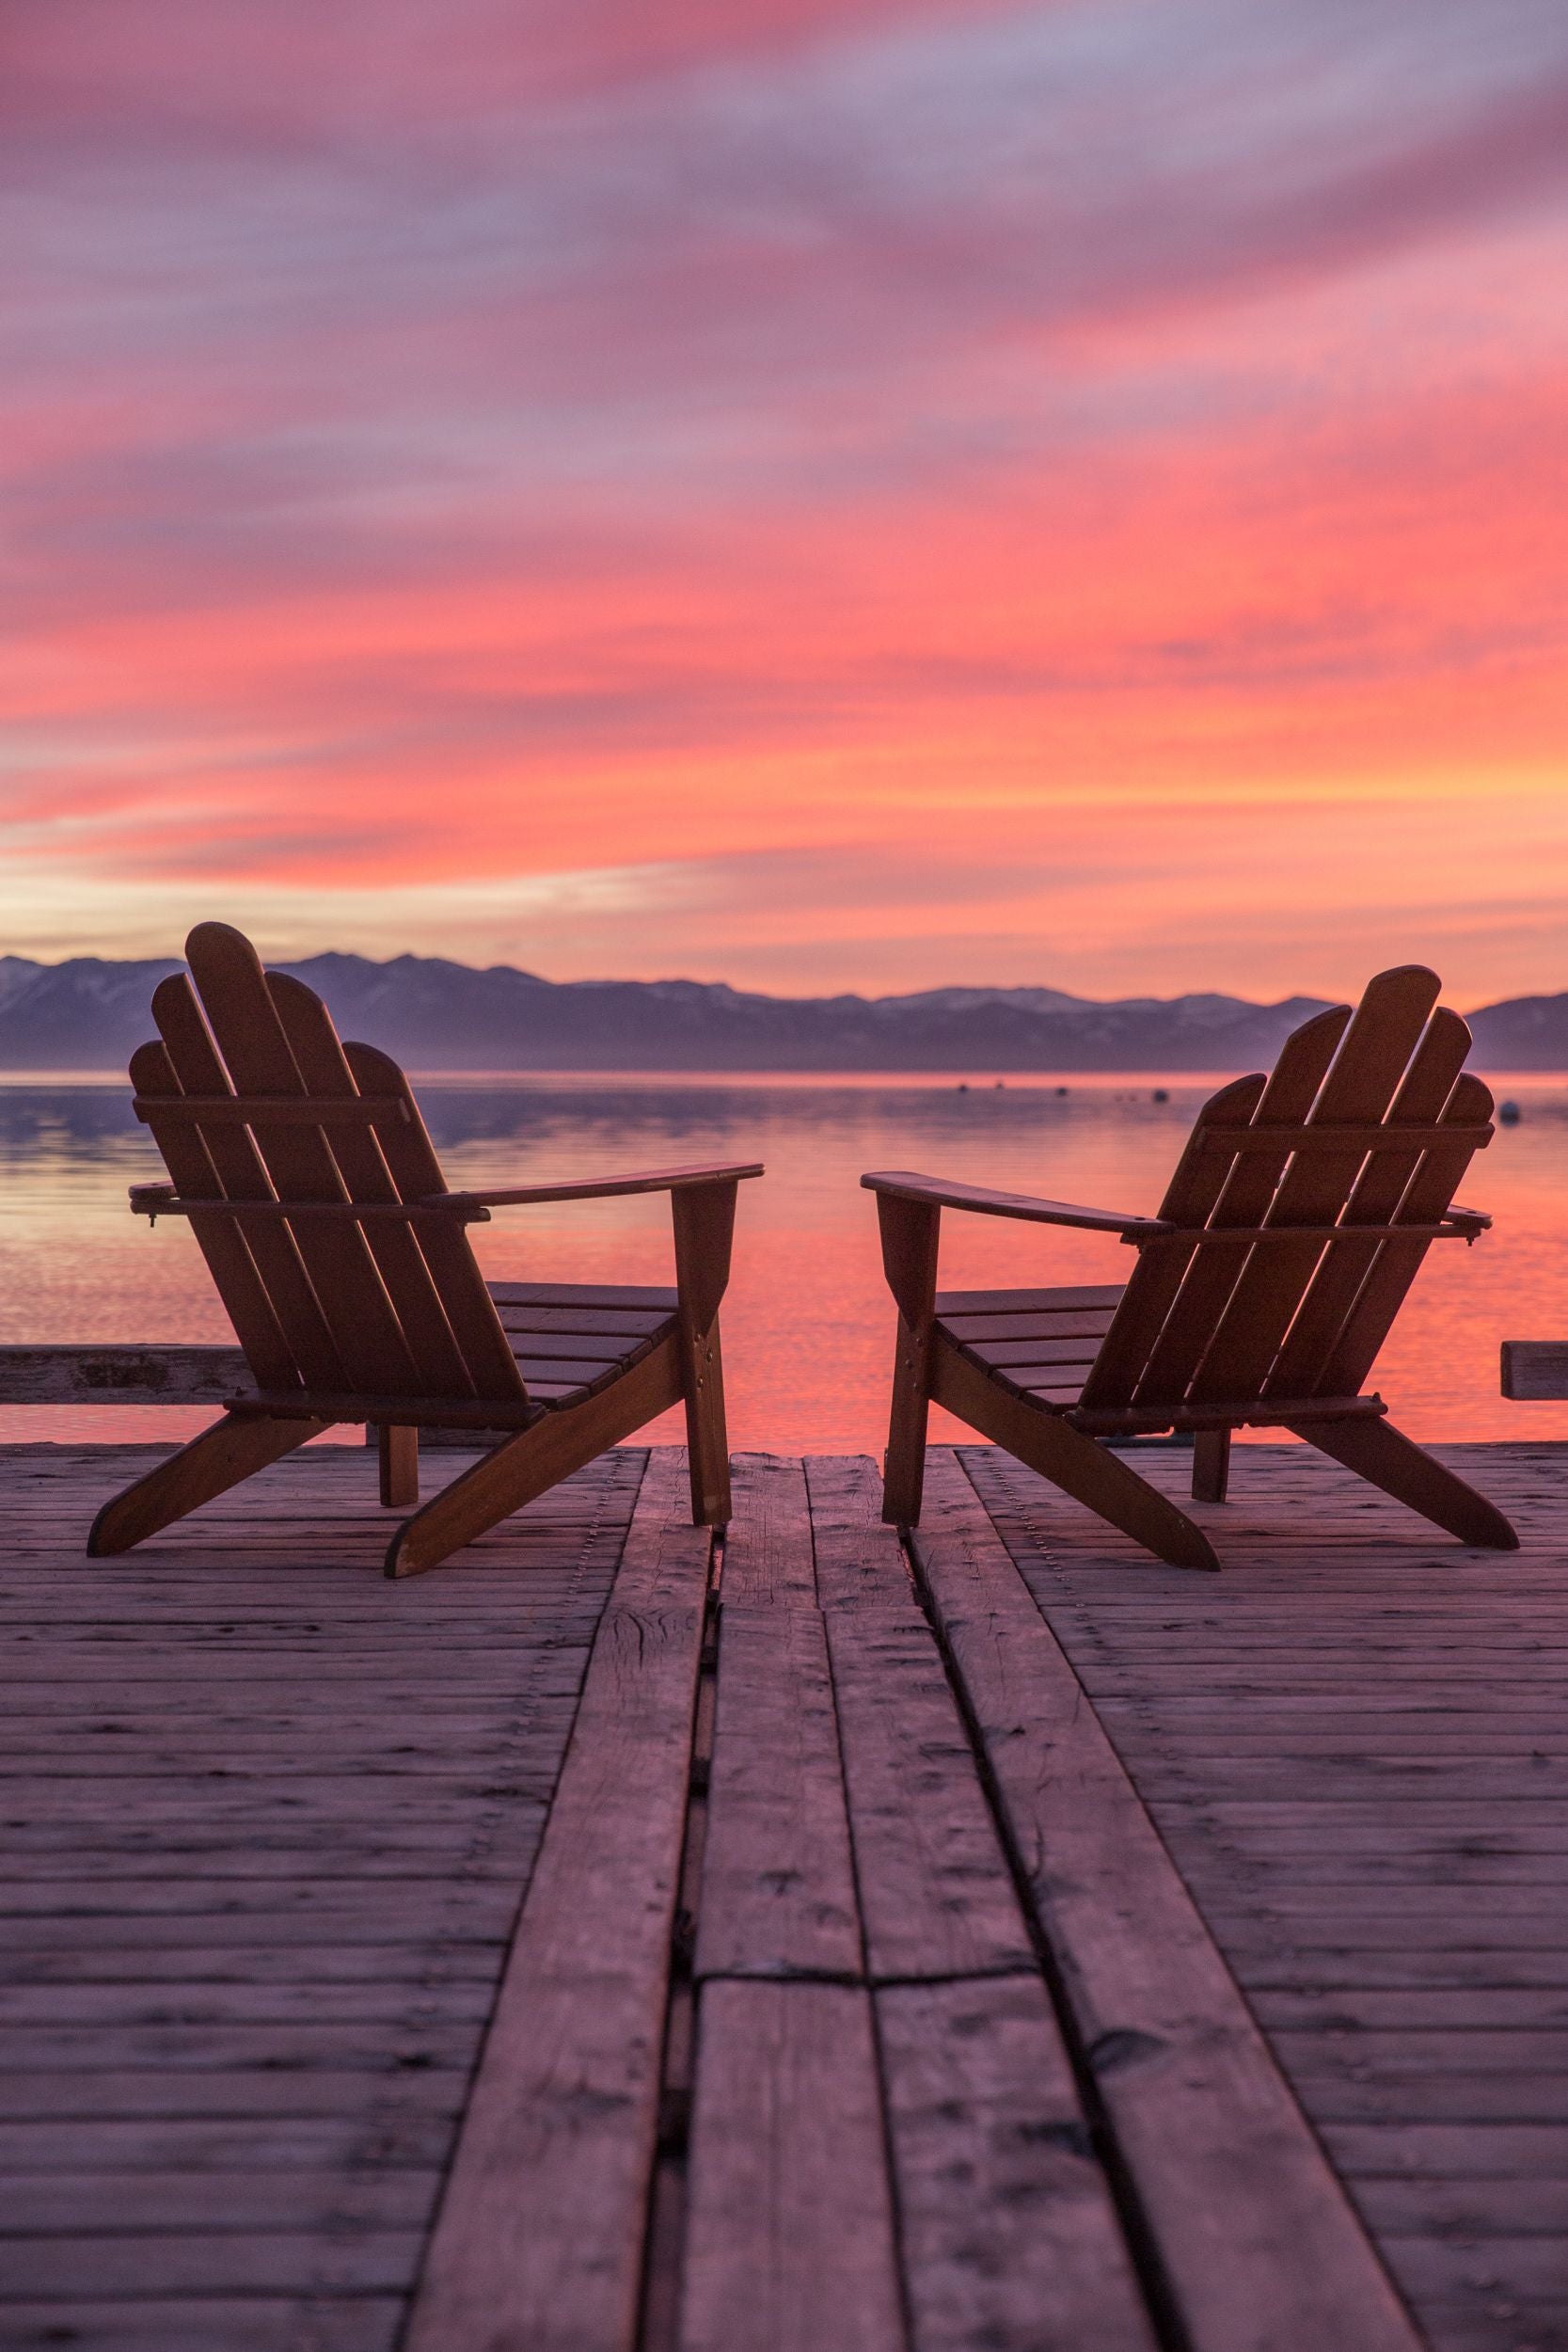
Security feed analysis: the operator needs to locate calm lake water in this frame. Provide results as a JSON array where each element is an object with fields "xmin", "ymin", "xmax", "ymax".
[{"xmin": 1, "ymin": 1072, "xmax": 1564, "ymax": 1451}]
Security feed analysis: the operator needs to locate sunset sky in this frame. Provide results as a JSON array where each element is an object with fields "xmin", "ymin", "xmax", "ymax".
[{"xmin": 5, "ymin": 0, "xmax": 1567, "ymax": 1002}]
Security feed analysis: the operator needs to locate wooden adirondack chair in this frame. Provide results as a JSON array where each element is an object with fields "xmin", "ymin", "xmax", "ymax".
[
  {"xmin": 863, "ymin": 966, "xmax": 1517, "ymax": 1570},
  {"xmin": 89, "ymin": 925, "xmax": 761, "ymax": 1577}
]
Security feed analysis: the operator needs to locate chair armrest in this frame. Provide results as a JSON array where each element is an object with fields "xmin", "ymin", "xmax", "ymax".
[
  {"xmin": 129, "ymin": 1183, "xmax": 178, "ymax": 1218},
  {"xmin": 861, "ymin": 1169, "xmax": 1168, "ymax": 1238},
  {"xmin": 455, "ymin": 1161, "xmax": 763, "ymax": 1210},
  {"xmin": 1446, "ymin": 1202, "xmax": 1490, "ymax": 1235}
]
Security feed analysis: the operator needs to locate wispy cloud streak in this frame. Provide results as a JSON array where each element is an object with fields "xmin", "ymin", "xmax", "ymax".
[{"xmin": 3, "ymin": 0, "xmax": 1566, "ymax": 995}]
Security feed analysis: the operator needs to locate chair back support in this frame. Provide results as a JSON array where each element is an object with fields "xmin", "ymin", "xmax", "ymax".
[
  {"xmin": 1078, "ymin": 967, "xmax": 1493, "ymax": 1415},
  {"xmin": 131, "ymin": 925, "xmax": 527, "ymax": 1406}
]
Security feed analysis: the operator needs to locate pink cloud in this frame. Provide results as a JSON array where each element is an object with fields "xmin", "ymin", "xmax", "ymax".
[{"xmin": 4, "ymin": 0, "xmax": 1567, "ymax": 994}]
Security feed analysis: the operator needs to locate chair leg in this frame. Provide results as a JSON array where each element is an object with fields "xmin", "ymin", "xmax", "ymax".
[
  {"xmin": 930, "ymin": 1342, "xmax": 1220, "ymax": 1570},
  {"xmin": 882, "ymin": 1315, "xmax": 932, "ymax": 1526},
  {"xmin": 672, "ymin": 1181, "xmax": 737, "ymax": 1524},
  {"xmin": 378, "ymin": 1425, "xmax": 420, "ymax": 1508},
  {"xmin": 385, "ymin": 1342, "xmax": 684, "ymax": 1578},
  {"xmin": 1006, "ymin": 1413, "xmax": 1221, "ymax": 1572},
  {"xmin": 681, "ymin": 1320, "xmax": 731, "ymax": 1527},
  {"xmin": 384, "ymin": 1416, "xmax": 604, "ymax": 1580},
  {"xmin": 87, "ymin": 1414, "xmax": 332, "ymax": 1556},
  {"xmin": 1192, "ymin": 1428, "xmax": 1231, "ymax": 1503},
  {"xmin": 1287, "ymin": 1415, "xmax": 1519, "ymax": 1549}
]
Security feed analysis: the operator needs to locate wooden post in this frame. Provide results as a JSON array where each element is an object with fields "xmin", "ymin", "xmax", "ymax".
[
  {"xmin": 1192, "ymin": 1428, "xmax": 1230, "ymax": 1503},
  {"xmin": 877, "ymin": 1193, "xmax": 941, "ymax": 1527},
  {"xmin": 672, "ymin": 1180, "xmax": 739, "ymax": 1526}
]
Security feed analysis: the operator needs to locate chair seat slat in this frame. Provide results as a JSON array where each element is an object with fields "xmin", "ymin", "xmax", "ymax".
[
  {"xmin": 490, "ymin": 1303, "xmax": 676, "ymax": 1338},
  {"xmin": 948, "ymin": 1336, "xmax": 1107, "ymax": 1371},
  {"xmin": 505, "ymin": 1327, "xmax": 669, "ymax": 1363},
  {"xmin": 486, "ymin": 1280, "xmax": 681, "ymax": 1311},
  {"xmin": 933, "ymin": 1283, "xmax": 1124, "ymax": 1317}
]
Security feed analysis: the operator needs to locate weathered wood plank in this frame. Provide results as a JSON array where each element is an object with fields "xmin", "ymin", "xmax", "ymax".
[
  {"xmin": 719, "ymin": 1453, "xmax": 816, "ymax": 1604},
  {"xmin": 801, "ymin": 1454, "xmax": 911, "ymax": 1609},
  {"xmin": 678, "ymin": 1979, "xmax": 904, "ymax": 2352},
  {"xmin": 878, "ymin": 1976, "xmax": 1157, "ymax": 2352},
  {"xmin": 0, "ymin": 1344, "xmax": 253, "ymax": 1404},
  {"xmin": 0, "ymin": 2069, "xmax": 469, "ymax": 2122},
  {"xmin": 821, "ymin": 1606, "xmax": 1035, "ymax": 1984},
  {"xmin": 404, "ymin": 1452, "xmax": 711, "ymax": 2352},
  {"xmin": 1500, "ymin": 1341, "xmax": 1568, "ymax": 1400},
  {"xmin": 0, "ymin": 2230, "xmax": 422, "ymax": 2295},
  {"xmin": 1323, "ymin": 2122, "xmax": 1568, "ymax": 2176},
  {"xmin": 0, "ymin": 2113, "xmax": 452, "ymax": 2170},
  {"xmin": 911, "ymin": 1449, "xmax": 1421, "ymax": 2352},
  {"xmin": 1353, "ymin": 2175, "xmax": 1568, "ymax": 2233},
  {"xmin": 2, "ymin": 2165, "xmax": 437, "ymax": 2231},
  {"xmin": 0, "ymin": 2299, "xmax": 403, "ymax": 2352},
  {"xmin": 694, "ymin": 1604, "xmax": 861, "ymax": 1983}
]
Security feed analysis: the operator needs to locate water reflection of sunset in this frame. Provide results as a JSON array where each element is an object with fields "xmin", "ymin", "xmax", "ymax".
[{"xmin": 3, "ymin": 1074, "xmax": 1563, "ymax": 1452}]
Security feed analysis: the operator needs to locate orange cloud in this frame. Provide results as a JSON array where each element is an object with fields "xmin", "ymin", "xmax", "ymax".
[{"xmin": 4, "ymin": 0, "xmax": 1567, "ymax": 997}]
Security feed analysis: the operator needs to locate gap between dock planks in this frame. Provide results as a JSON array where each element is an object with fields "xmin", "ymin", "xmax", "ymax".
[
  {"xmin": 402, "ymin": 1448, "xmax": 714, "ymax": 2352},
  {"xmin": 910, "ymin": 1448, "xmax": 1424, "ymax": 2352}
]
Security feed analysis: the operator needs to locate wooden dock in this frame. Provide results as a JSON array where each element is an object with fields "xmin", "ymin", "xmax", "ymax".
[{"xmin": 2, "ymin": 1438, "xmax": 1565, "ymax": 2352}]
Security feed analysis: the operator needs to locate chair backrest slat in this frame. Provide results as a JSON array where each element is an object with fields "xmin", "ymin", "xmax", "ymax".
[
  {"xmin": 1077, "ymin": 1072, "xmax": 1264, "ymax": 1409},
  {"xmin": 1187, "ymin": 965, "xmax": 1441, "ymax": 1406},
  {"xmin": 150, "ymin": 973, "xmax": 349, "ymax": 1391},
  {"xmin": 178, "ymin": 928, "xmax": 424, "ymax": 1396},
  {"xmin": 1262, "ymin": 1009, "xmax": 1473, "ymax": 1400},
  {"xmin": 130, "ymin": 1037, "xmax": 301, "ymax": 1392},
  {"xmin": 1315, "ymin": 1069, "xmax": 1494, "ymax": 1400},
  {"xmin": 266, "ymin": 974, "xmax": 478, "ymax": 1401},
  {"xmin": 1110, "ymin": 1006, "xmax": 1349, "ymax": 1410},
  {"xmin": 341, "ymin": 1041, "xmax": 528, "ymax": 1403}
]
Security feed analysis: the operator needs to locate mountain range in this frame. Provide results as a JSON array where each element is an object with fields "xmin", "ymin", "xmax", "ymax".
[{"xmin": 0, "ymin": 953, "xmax": 1563, "ymax": 1073}]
